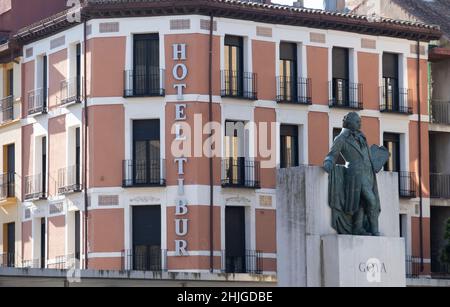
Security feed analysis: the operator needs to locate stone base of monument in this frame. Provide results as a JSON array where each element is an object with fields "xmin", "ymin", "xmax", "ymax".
[
  {"xmin": 322, "ymin": 235, "xmax": 406, "ymax": 287},
  {"xmin": 277, "ymin": 166, "xmax": 406, "ymax": 287}
]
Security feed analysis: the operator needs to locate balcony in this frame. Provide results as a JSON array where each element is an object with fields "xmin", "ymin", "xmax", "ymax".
[
  {"xmin": 276, "ymin": 77, "xmax": 311, "ymax": 105},
  {"xmin": 123, "ymin": 69, "xmax": 165, "ymax": 97},
  {"xmin": 0, "ymin": 172, "xmax": 15, "ymax": 201},
  {"xmin": 405, "ymin": 255, "xmax": 421, "ymax": 279},
  {"xmin": 57, "ymin": 166, "xmax": 82, "ymax": 195},
  {"xmin": 24, "ymin": 174, "xmax": 46, "ymax": 200},
  {"xmin": 329, "ymin": 79, "xmax": 363, "ymax": 109},
  {"xmin": 48, "ymin": 254, "xmax": 79, "ymax": 270},
  {"xmin": 380, "ymin": 86, "xmax": 413, "ymax": 114},
  {"xmin": 430, "ymin": 173, "xmax": 450, "ymax": 199},
  {"xmin": 28, "ymin": 88, "xmax": 47, "ymax": 115},
  {"xmin": 221, "ymin": 158, "xmax": 260, "ymax": 189},
  {"xmin": 60, "ymin": 77, "xmax": 82, "ymax": 105},
  {"xmin": 0, "ymin": 252, "xmax": 15, "ymax": 268},
  {"xmin": 1, "ymin": 95, "xmax": 15, "ymax": 124},
  {"xmin": 430, "ymin": 100, "xmax": 450, "ymax": 125},
  {"xmin": 121, "ymin": 247, "xmax": 167, "ymax": 272},
  {"xmin": 399, "ymin": 171, "xmax": 416, "ymax": 198},
  {"xmin": 221, "ymin": 70, "xmax": 257, "ymax": 100},
  {"xmin": 122, "ymin": 159, "xmax": 166, "ymax": 187},
  {"xmin": 222, "ymin": 250, "xmax": 263, "ymax": 274}
]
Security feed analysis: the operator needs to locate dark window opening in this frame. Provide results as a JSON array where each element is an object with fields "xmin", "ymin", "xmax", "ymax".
[
  {"xmin": 382, "ymin": 53, "xmax": 400, "ymax": 111},
  {"xmin": 126, "ymin": 34, "xmax": 163, "ymax": 97},
  {"xmin": 40, "ymin": 218, "xmax": 46, "ymax": 269},
  {"xmin": 42, "ymin": 137, "xmax": 47, "ymax": 197},
  {"xmin": 279, "ymin": 42, "xmax": 297, "ymax": 102},
  {"xmin": 331, "ymin": 47, "xmax": 350, "ymax": 106},
  {"xmin": 280, "ymin": 125, "xmax": 299, "ymax": 168},
  {"xmin": 383, "ymin": 133, "xmax": 400, "ymax": 172},
  {"xmin": 123, "ymin": 119, "xmax": 163, "ymax": 187},
  {"xmin": 131, "ymin": 206, "xmax": 162, "ymax": 271}
]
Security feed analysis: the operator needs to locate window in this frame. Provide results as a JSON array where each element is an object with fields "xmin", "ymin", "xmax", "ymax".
[
  {"xmin": 29, "ymin": 55, "xmax": 47, "ymax": 114},
  {"xmin": 123, "ymin": 119, "xmax": 163, "ymax": 187},
  {"xmin": 125, "ymin": 34, "xmax": 162, "ymax": 97},
  {"xmin": 42, "ymin": 136, "xmax": 47, "ymax": 197},
  {"xmin": 6, "ymin": 68, "xmax": 13, "ymax": 97},
  {"xmin": 382, "ymin": 53, "xmax": 400, "ymax": 111},
  {"xmin": 383, "ymin": 133, "xmax": 400, "ymax": 172},
  {"xmin": 331, "ymin": 47, "xmax": 350, "ymax": 106},
  {"xmin": 222, "ymin": 121, "xmax": 259, "ymax": 188},
  {"xmin": 280, "ymin": 125, "xmax": 299, "ymax": 168},
  {"xmin": 279, "ymin": 43, "xmax": 297, "ymax": 102},
  {"xmin": 223, "ymin": 35, "xmax": 244, "ymax": 97},
  {"xmin": 75, "ymin": 127, "xmax": 81, "ymax": 188}
]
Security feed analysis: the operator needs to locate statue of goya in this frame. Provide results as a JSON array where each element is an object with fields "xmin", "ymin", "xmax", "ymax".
[{"xmin": 323, "ymin": 112, "xmax": 389, "ymax": 236}]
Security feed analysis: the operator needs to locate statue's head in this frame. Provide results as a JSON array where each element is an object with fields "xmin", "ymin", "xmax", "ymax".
[{"xmin": 343, "ymin": 112, "xmax": 361, "ymax": 131}]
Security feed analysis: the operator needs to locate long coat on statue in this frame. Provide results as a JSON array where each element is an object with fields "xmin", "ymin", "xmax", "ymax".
[{"xmin": 324, "ymin": 128, "xmax": 381, "ymax": 235}]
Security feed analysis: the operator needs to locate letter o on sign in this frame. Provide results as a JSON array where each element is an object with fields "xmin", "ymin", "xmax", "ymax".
[{"xmin": 173, "ymin": 63, "xmax": 188, "ymax": 81}]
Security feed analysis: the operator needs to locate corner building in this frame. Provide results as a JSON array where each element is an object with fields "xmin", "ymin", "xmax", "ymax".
[{"xmin": 16, "ymin": 0, "xmax": 439, "ymax": 277}]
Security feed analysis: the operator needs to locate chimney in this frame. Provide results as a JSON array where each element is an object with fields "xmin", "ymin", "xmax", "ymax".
[
  {"xmin": 293, "ymin": 1, "xmax": 305, "ymax": 8},
  {"xmin": 324, "ymin": 0, "xmax": 346, "ymax": 12}
]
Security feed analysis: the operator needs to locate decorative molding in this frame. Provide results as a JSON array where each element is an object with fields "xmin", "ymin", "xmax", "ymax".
[
  {"xmin": 225, "ymin": 196, "xmax": 251, "ymax": 206},
  {"xmin": 361, "ymin": 38, "xmax": 376, "ymax": 50},
  {"xmin": 98, "ymin": 195, "xmax": 120, "ymax": 206},
  {"xmin": 170, "ymin": 19, "xmax": 191, "ymax": 30},
  {"xmin": 50, "ymin": 36, "xmax": 65, "ymax": 49},
  {"xmin": 256, "ymin": 26, "xmax": 272, "ymax": 38},
  {"xmin": 310, "ymin": 32, "xmax": 326, "ymax": 44},
  {"xmin": 129, "ymin": 195, "xmax": 161, "ymax": 204},
  {"xmin": 99, "ymin": 22, "xmax": 119, "ymax": 33},
  {"xmin": 200, "ymin": 19, "xmax": 217, "ymax": 31},
  {"xmin": 25, "ymin": 47, "xmax": 33, "ymax": 58}
]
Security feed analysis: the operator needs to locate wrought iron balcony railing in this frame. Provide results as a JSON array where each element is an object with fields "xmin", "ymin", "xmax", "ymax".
[
  {"xmin": 380, "ymin": 86, "xmax": 413, "ymax": 114},
  {"xmin": 405, "ymin": 255, "xmax": 420, "ymax": 279},
  {"xmin": 24, "ymin": 174, "xmax": 46, "ymax": 200},
  {"xmin": 121, "ymin": 247, "xmax": 167, "ymax": 272},
  {"xmin": 0, "ymin": 172, "xmax": 15, "ymax": 200},
  {"xmin": 28, "ymin": 88, "xmax": 47, "ymax": 115},
  {"xmin": 329, "ymin": 79, "xmax": 363, "ymax": 109},
  {"xmin": 124, "ymin": 69, "xmax": 165, "ymax": 97},
  {"xmin": 57, "ymin": 165, "xmax": 82, "ymax": 195},
  {"xmin": 430, "ymin": 100, "xmax": 450, "ymax": 125},
  {"xmin": 399, "ymin": 171, "xmax": 416, "ymax": 198},
  {"xmin": 1, "ymin": 95, "xmax": 15, "ymax": 123},
  {"xmin": 221, "ymin": 158, "xmax": 260, "ymax": 189},
  {"xmin": 60, "ymin": 77, "xmax": 83, "ymax": 105},
  {"xmin": 430, "ymin": 173, "xmax": 450, "ymax": 199},
  {"xmin": 276, "ymin": 77, "xmax": 311, "ymax": 105},
  {"xmin": 122, "ymin": 159, "xmax": 166, "ymax": 187},
  {"xmin": 221, "ymin": 70, "xmax": 257, "ymax": 100},
  {"xmin": 0, "ymin": 252, "xmax": 15, "ymax": 268},
  {"xmin": 221, "ymin": 250, "xmax": 263, "ymax": 274}
]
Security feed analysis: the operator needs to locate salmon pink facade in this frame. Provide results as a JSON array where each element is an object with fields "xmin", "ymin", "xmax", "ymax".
[{"xmin": 1, "ymin": 0, "xmax": 441, "ymax": 282}]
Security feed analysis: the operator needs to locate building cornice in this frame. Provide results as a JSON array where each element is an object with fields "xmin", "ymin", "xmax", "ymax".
[{"xmin": 13, "ymin": 0, "xmax": 442, "ymax": 45}]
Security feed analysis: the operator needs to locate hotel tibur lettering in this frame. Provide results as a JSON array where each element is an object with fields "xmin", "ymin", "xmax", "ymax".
[{"xmin": 173, "ymin": 43, "xmax": 189, "ymax": 256}]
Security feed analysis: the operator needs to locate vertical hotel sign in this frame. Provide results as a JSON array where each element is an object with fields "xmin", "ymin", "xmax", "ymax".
[{"xmin": 173, "ymin": 43, "xmax": 189, "ymax": 256}]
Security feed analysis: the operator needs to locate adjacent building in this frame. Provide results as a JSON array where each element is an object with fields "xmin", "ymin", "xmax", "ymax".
[
  {"xmin": 351, "ymin": 0, "xmax": 450, "ymax": 279},
  {"xmin": 0, "ymin": 0, "xmax": 69, "ymax": 270},
  {"xmin": 0, "ymin": 0, "xmax": 445, "ymax": 284}
]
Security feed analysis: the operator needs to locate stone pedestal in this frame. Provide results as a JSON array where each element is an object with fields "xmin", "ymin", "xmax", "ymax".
[
  {"xmin": 322, "ymin": 235, "xmax": 406, "ymax": 287},
  {"xmin": 276, "ymin": 166, "xmax": 405, "ymax": 287}
]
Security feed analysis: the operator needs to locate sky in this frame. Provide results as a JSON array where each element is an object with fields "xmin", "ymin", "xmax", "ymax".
[{"xmin": 272, "ymin": 0, "xmax": 324, "ymax": 9}]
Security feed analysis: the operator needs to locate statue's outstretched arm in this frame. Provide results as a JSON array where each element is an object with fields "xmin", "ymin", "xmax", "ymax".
[{"xmin": 323, "ymin": 136, "xmax": 345, "ymax": 173}]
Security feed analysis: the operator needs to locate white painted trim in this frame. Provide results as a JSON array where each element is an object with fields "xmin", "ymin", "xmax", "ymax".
[
  {"xmin": 167, "ymin": 251, "xmax": 223, "ymax": 257},
  {"xmin": 88, "ymin": 252, "xmax": 123, "ymax": 259}
]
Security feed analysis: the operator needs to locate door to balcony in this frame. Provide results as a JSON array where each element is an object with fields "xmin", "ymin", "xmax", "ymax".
[
  {"xmin": 225, "ymin": 206, "xmax": 246, "ymax": 273},
  {"xmin": 132, "ymin": 205, "xmax": 161, "ymax": 271},
  {"xmin": 131, "ymin": 34, "xmax": 161, "ymax": 97},
  {"xmin": 3, "ymin": 222, "xmax": 15, "ymax": 267},
  {"xmin": 129, "ymin": 119, "xmax": 161, "ymax": 187},
  {"xmin": 6, "ymin": 144, "xmax": 14, "ymax": 198}
]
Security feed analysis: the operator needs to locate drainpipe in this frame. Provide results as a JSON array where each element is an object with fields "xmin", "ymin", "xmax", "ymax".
[
  {"xmin": 83, "ymin": 19, "xmax": 89, "ymax": 270},
  {"xmin": 208, "ymin": 13, "xmax": 214, "ymax": 273},
  {"xmin": 417, "ymin": 39, "xmax": 424, "ymax": 273}
]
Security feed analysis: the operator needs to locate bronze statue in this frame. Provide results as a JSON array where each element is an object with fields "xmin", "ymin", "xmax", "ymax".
[{"xmin": 323, "ymin": 112, "xmax": 389, "ymax": 236}]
